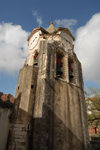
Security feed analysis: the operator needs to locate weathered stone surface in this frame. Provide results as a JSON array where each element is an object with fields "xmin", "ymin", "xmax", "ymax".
[
  {"xmin": 7, "ymin": 25, "xmax": 89, "ymax": 150},
  {"xmin": 14, "ymin": 131, "xmax": 27, "ymax": 136},
  {"xmin": 31, "ymin": 41, "xmax": 89, "ymax": 150},
  {"xmin": 13, "ymin": 124, "xmax": 26, "ymax": 128},
  {"xmin": 7, "ymin": 66, "xmax": 38, "ymax": 150},
  {"xmin": 0, "ymin": 108, "xmax": 11, "ymax": 150}
]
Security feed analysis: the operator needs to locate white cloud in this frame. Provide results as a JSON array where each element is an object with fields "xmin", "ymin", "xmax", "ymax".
[
  {"xmin": 74, "ymin": 13, "xmax": 100, "ymax": 84},
  {"xmin": 32, "ymin": 10, "xmax": 43, "ymax": 26},
  {"xmin": 54, "ymin": 19, "xmax": 77, "ymax": 32},
  {"xmin": 36, "ymin": 17, "xmax": 43, "ymax": 26},
  {"xmin": 0, "ymin": 22, "xmax": 30, "ymax": 75}
]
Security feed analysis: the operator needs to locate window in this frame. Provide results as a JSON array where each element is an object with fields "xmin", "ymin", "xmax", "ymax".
[
  {"xmin": 57, "ymin": 54, "xmax": 63, "ymax": 77},
  {"xmin": 31, "ymin": 85, "xmax": 34, "ymax": 88}
]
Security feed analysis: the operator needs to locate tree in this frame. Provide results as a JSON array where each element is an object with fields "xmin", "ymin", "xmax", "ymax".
[{"xmin": 86, "ymin": 87, "xmax": 100, "ymax": 126}]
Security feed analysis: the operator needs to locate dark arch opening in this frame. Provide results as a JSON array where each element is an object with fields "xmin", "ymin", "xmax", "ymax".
[
  {"xmin": 56, "ymin": 51, "xmax": 64, "ymax": 78},
  {"xmin": 68, "ymin": 57, "xmax": 74, "ymax": 83},
  {"xmin": 34, "ymin": 51, "xmax": 39, "ymax": 65}
]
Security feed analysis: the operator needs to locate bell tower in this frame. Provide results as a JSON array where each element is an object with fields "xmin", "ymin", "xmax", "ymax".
[{"xmin": 7, "ymin": 22, "xmax": 89, "ymax": 150}]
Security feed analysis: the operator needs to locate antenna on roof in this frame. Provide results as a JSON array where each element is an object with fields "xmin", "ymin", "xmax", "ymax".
[
  {"xmin": 51, "ymin": 16, "xmax": 52, "ymax": 21},
  {"xmin": 51, "ymin": 16, "xmax": 53, "ymax": 24}
]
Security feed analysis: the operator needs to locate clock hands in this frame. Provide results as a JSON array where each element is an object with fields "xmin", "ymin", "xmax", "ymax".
[
  {"xmin": 63, "ymin": 37, "xmax": 73, "ymax": 47},
  {"xmin": 31, "ymin": 37, "xmax": 37, "ymax": 44}
]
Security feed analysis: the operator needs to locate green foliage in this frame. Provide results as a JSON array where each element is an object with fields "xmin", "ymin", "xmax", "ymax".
[{"xmin": 86, "ymin": 87, "xmax": 100, "ymax": 126}]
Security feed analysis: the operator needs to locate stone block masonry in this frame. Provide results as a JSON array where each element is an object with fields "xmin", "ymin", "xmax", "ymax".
[{"xmin": 7, "ymin": 23, "xmax": 89, "ymax": 150}]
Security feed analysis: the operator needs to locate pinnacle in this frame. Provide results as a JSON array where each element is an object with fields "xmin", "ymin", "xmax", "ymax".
[{"xmin": 46, "ymin": 21, "xmax": 56, "ymax": 34}]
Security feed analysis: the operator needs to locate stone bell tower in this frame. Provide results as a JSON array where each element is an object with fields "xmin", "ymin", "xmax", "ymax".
[{"xmin": 7, "ymin": 22, "xmax": 89, "ymax": 150}]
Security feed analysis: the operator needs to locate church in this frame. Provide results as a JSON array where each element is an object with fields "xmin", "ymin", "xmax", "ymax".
[{"xmin": 6, "ymin": 22, "xmax": 89, "ymax": 150}]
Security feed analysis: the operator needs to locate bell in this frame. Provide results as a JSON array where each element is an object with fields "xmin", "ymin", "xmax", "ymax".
[
  {"xmin": 69, "ymin": 70, "xmax": 73, "ymax": 78},
  {"xmin": 57, "ymin": 64, "xmax": 63, "ymax": 77}
]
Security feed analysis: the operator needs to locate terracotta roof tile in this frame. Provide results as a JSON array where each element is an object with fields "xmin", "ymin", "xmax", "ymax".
[
  {"xmin": 9, "ymin": 96, "xmax": 15, "ymax": 103},
  {"xmin": 1, "ymin": 94, "xmax": 8, "ymax": 101},
  {"xmin": 0, "ymin": 92, "xmax": 15, "ymax": 107}
]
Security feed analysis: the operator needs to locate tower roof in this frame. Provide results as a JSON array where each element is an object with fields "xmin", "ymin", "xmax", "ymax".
[
  {"xmin": 56, "ymin": 27, "xmax": 75, "ymax": 40},
  {"xmin": 27, "ymin": 22, "xmax": 75, "ymax": 41},
  {"xmin": 46, "ymin": 21, "xmax": 57, "ymax": 34}
]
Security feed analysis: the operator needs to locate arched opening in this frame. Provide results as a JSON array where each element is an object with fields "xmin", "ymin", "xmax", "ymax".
[
  {"xmin": 68, "ymin": 57, "xmax": 74, "ymax": 83},
  {"xmin": 56, "ymin": 51, "xmax": 64, "ymax": 78},
  {"xmin": 34, "ymin": 51, "xmax": 39, "ymax": 65}
]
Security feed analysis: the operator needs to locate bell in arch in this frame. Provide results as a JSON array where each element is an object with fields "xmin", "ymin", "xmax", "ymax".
[{"xmin": 56, "ymin": 56, "xmax": 63, "ymax": 77}]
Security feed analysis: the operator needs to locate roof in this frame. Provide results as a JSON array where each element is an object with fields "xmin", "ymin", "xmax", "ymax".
[
  {"xmin": 27, "ymin": 27, "xmax": 48, "ymax": 41},
  {"xmin": 56, "ymin": 27, "xmax": 75, "ymax": 40},
  {"xmin": 86, "ymin": 98, "xmax": 100, "ymax": 101},
  {"xmin": 27, "ymin": 22, "xmax": 75, "ymax": 41},
  {"xmin": 0, "ymin": 92, "xmax": 15, "ymax": 108},
  {"xmin": 46, "ymin": 21, "xmax": 57, "ymax": 34}
]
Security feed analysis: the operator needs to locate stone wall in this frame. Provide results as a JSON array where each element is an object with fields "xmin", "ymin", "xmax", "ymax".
[
  {"xmin": 32, "ymin": 79, "xmax": 89, "ymax": 150},
  {"xmin": 0, "ymin": 92, "xmax": 15, "ymax": 150},
  {"xmin": 7, "ymin": 66, "xmax": 38, "ymax": 150},
  {"xmin": 0, "ymin": 108, "xmax": 10, "ymax": 150},
  {"xmin": 32, "ymin": 41, "xmax": 89, "ymax": 150},
  {"xmin": 7, "ymin": 41, "xmax": 89, "ymax": 150}
]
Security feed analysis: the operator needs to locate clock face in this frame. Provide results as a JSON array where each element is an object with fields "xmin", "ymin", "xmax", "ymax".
[{"xmin": 29, "ymin": 31, "xmax": 39, "ymax": 50}]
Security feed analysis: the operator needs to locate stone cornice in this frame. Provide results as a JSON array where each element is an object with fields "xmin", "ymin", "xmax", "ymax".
[
  {"xmin": 27, "ymin": 26, "xmax": 75, "ymax": 41},
  {"xmin": 27, "ymin": 27, "xmax": 49, "ymax": 41},
  {"xmin": 55, "ymin": 27, "xmax": 75, "ymax": 41}
]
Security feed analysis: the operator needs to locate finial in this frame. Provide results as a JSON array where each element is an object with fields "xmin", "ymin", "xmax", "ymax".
[{"xmin": 50, "ymin": 16, "xmax": 53, "ymax": 24}]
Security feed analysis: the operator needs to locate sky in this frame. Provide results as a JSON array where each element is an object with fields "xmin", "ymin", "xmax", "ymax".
[{"xmin": 0, "ymin": 0, "xmax": 100, "ymax": 96}]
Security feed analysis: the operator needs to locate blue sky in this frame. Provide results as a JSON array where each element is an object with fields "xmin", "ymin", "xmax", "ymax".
[{"xmin": 0, "ymin": 0, "xmax": 100, "ymax": 96}]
